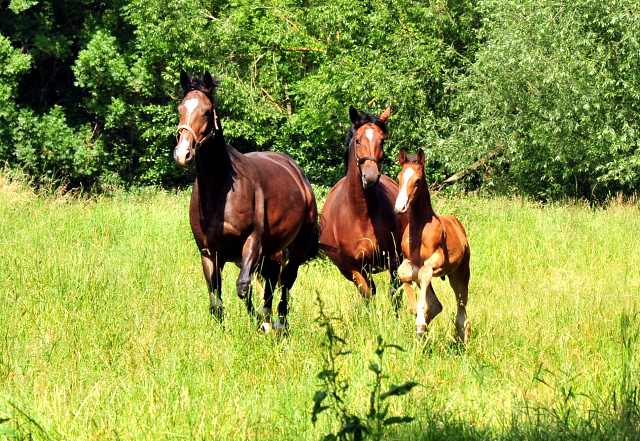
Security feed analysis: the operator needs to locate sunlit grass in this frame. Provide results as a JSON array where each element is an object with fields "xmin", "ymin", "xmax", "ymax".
[{"xmin": 0, "ymin": 175, "xmax": 638, "ymax": 439}]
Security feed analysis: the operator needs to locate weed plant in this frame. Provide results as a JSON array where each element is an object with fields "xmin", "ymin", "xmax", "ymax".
[{"xmin": 312, "ymin": 294, "xmax": 416, "ymax": 440}]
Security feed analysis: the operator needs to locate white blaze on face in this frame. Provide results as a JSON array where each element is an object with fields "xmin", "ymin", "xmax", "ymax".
[
  {"xmin": 395, "ymin": 167, "xmax": 415, "ymax": 212},
  {"xmin": 175, "ymin": 98, "xmax": 200, "ymax": 164},
  {"xmin": 365, "ymin": 128, "xmax": 374, "ymax": 144},
  {"xmin": 184, "ymin": 98, "xmax": 199, "ymax": 125}
]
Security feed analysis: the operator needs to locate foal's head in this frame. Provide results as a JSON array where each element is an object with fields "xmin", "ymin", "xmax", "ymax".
[
  {"xmin": 345, "ymin": 105, "xmax": 391, "ymax": 190},
  {"xmin": 394, "ymin": 148, "xmax": 425, "ymax": 214},
  {"xmin": 174, "ymin": 70, "xmax": 220, "ymax": 167}
]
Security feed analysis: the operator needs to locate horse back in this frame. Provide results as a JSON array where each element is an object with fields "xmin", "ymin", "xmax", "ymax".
[
  {"xmin": 439, "ymin": 214, "xmax": 470, "ymax": 266},
  {"xmin": 191, "ymin": 150, "xmax": 316, "ymax": 261},
  {"xmin": 243, "ymin": 151, "xmax": 317, "ymax": 247}
]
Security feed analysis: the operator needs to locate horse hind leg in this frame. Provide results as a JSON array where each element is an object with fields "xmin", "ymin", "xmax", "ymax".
[
  {"xmin": 275, "ymin": 261, "xmax": 301, "ymax": 334},
  {"xmin": 350, "ymin": 270, "xmax": 375, "ymax": 299},
  {"xmin": 255, "ymin": 257, "xmax": 282, "ymax": 333},
  {"xmin": 274, "ymin": 228, "xmax": 316, "ymax": 333},
  {"xmin": 425, "ymin": 284, "xmax": 443, "ymax": 325},
  {"xmin": 448, "ymin": 263, "xmax": 471, "ymax": 343}
]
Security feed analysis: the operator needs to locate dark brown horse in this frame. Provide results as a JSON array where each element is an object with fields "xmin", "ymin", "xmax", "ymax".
[
  {"xmin": 174, "ymin": 70, "xmax": 318, "ymax": 332},
  {"xmin": 394, "ymin": 148, "xmax": 470, "ymax": 342},
  {"xmin": 319, "ymin": 106, "xmax": 407, "ymax": 299}
]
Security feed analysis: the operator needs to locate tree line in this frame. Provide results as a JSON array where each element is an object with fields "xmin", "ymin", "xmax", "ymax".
[{"xmin": 0, "ymin": 0, "xmax": 638, "ymax": 200}]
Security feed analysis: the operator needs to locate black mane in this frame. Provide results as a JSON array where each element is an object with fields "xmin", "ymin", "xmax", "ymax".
[
  {"xmin": 343, "ymin": 112, "xmax": 389, "ymax": 170},
  {"xmin": 184, "ymin": 75, "xmax": 220, "ymax": 104}
]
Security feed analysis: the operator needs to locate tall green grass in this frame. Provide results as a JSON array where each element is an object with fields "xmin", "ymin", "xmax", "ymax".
[{"xmin": 0, "ymin": 172, "xmax": 638, "ymax": 440}]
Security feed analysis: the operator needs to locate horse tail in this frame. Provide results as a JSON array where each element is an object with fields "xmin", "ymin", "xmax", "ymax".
[{"xmin": 303, "ymin": 223, "xmax": 320, "ymax": 263}]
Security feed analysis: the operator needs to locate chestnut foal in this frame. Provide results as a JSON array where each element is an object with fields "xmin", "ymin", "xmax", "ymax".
[{"xmin": 394, "ymin": 148, "xmax": 471, "ymax": 342}]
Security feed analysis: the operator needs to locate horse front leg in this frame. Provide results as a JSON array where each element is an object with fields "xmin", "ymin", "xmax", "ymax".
[
  {"xmin": 237, "ymin": 233, "xmax": 262, "ymax": 300},
  {"xmin": 398, "ymin": 259, "xmax": 417, "ymax": 314},
  {"xmin": 201, "ymin": 250, "xmax": 224, "ymax": 321},
  {"xmin": 416, "ymin": 254, "xmax": 444, "ymax": 337}
]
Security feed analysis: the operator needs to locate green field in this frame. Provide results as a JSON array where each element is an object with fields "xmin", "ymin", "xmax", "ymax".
[{"xmin": 0, "ymin": 173, "xmax": 639, "ymax": 440}]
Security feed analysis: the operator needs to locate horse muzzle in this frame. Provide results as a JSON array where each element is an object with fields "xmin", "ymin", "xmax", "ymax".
[
  {"xmin": 394, "ymin": 205, "xmax": 408, "ymax": 215},
  {"xmin": 362, "ymin": 174, "xmax": 380, "ymax": 190},
  {"xmin": 174, "ymin": 138, "xmax": 195, "ymax": 167},
  {"xmin": 360, "ymin": 165, "xmax": 381, "ymax": 190},
  {"xmin": 395, "ymin": 194, "xmax": 409, "ymax": 214}
]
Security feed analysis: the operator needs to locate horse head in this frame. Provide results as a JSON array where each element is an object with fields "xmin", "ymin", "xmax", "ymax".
[
  {"xmin": 395, "ymin": 147, "xmax": 425, "ymax": 214},
  {"xmin": 174, "ymin": 70, "xmax": 220, "ymax": 167},
  {"xmin": 347, "ymin": 105, "xmax": 391, "ymax": 190}
]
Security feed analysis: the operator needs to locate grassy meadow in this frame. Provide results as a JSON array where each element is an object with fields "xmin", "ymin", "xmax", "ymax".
[{"xmin": 0, "ymin": 172, "xmax": 639, "ymax": 440}]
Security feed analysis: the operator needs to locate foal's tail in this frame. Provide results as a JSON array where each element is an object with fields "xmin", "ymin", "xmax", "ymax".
[{"xmin": 303, "ymin": 223, "xmax": 320, "ymax": 263}]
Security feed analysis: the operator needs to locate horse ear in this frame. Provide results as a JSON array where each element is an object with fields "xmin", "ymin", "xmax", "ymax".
[
  {"xmin": 417, "ymin": 148, "xmax": 425, "ymax": 167},
  {"xmin": 349, "ymin": 105, "xmax": 361, "ymax": 125},
  {"xmin": 398, "ymin": 148, "xmax": 407, "ymax": 165},
  {"xmin": 180, "ymin": 69, "xmax": 191, "ymax": 91},
  {"xmin": 203, "ymin": 71, "xmax": 214, "ymax": 93},
  {"xmin": 379, "ymin": 105, "xmax": 391, "ymax": 123}
]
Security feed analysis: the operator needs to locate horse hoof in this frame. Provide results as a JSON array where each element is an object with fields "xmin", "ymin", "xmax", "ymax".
[
  {"xmin": 236, "ymin": 280, "xmax": 250, "ymax": 299},
  {"xmin": 260, "ymin": 322, "xmax": 272, "ymax": 333},
  {"xmin": 415, "ymin": 324, "xmax": 427, "ymax": 338},
  {"xmin": 210, "ymin": 306, "xmax": 224, "ymax": 321},
  {"xmin": 459, "ymin": 322, "xmax": 471, "ymax": 343},
  {"xmin": 273, "ymin": 318, "xmax": 288, "ymax": 335}
]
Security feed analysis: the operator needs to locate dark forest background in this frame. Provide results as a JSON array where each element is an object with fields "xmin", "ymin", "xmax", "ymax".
[{"xmin": 1, "ymin": 0, "xmax": 639, "ymax": 200}]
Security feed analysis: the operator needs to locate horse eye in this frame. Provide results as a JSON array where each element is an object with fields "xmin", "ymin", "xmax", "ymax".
[{"xmin": 204, "ymin": 109, "xmax": 212, "ymax": 117}]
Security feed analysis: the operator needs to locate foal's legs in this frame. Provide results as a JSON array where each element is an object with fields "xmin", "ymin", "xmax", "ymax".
[
  {"xmin": 398, "ymin": 259, "xmax": 417, "ymax": 314},
  {"xmin": 201, "ymin": 251, "xmax": 224, "ymax": 320},
  {"xmin": 448, "ymin": 261, "xmax": 471, "ymax": 343},
  {"xmin": 416, "ymin": 254, "xmax": 444, "ymax": 337}
]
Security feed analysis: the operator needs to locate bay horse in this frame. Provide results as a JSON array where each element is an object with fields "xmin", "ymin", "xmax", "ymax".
[
  {"xmin": 394, "ymin": 148, "xmax": 471, "ymax": 342},
  {"xmin": 174, "ymin": 70, "xmax": 318, "ymax": 332},
  {"xmin": 319, "ymin": 106, "xmax": 407, "ymax": 300}
]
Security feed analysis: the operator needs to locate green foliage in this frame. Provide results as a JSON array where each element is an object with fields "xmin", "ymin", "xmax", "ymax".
[
  {"xmin": 312, "ymin": 295, "xmax": 416, "ymax": 440},
  {"xmin": 0, "ymin": 0, "xmax": 477, "ymax": 188},
  {"xmin": 445, "ymin": 0, "xmax": 640, "ymax": 200},
  {"xmin": 1, "ymin": 0, "xmax": 640, "ymax": 199},
  {"xmin": 10, "ymin": 106, "xmax": 102, "ymax": 182}
]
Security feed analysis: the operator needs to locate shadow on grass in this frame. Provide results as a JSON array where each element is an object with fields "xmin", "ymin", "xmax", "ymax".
[{"xmin": 397, "ymin": 388, "xmax": 640, "ymax": 440}]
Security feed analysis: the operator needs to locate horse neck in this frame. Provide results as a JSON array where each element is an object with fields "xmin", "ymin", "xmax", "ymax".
[
  {"xmin": 343, "ymin": 142, "xmax": 374, "ymax": 207},
  {"xmin": 410, "ymin": 176, "xmax": 436, "ymax": 225},
  {"xmin": 195, "ymin": 130, "xmax": 233, "ymax": 192}
]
